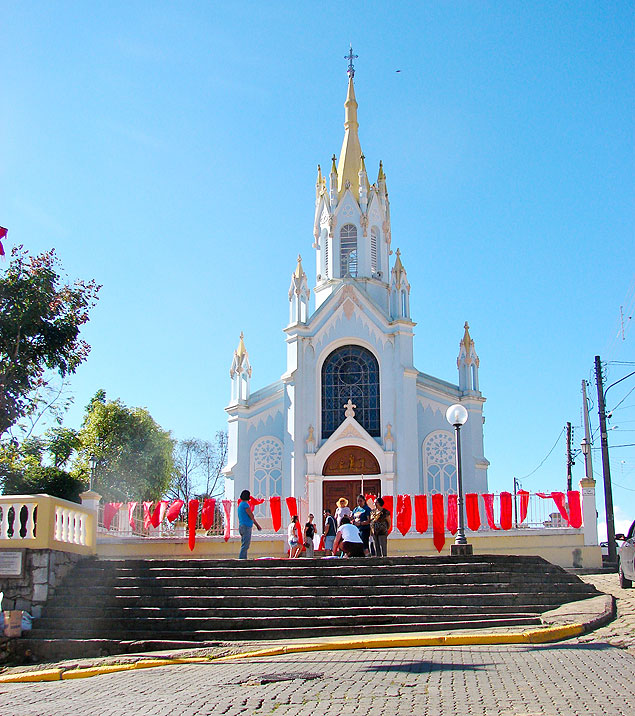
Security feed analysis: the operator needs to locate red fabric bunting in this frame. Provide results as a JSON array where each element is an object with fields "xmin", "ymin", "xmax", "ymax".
[
  {"xmin": 567, "ymin": 491, "xmax": 583, "ymax": 529},
  {"xmin": 286, "ymin": 496, "xmax": 299, "ymax": 523},
  {"xmin": 143, "ymin": 501, "xmax": 154, "ymax": 530},
  {"xmin": 166, "ymin": 500, "xmax": 184, "ymax": 523},
  {"xmin": 188, "ymin": 500, "xmax": 198, "ymax": 551},
  {"xmin": 432, "ymin": 494, "xmax": 445, "ymax": 552},
  {"xmin": 103, "ymin": 502, "xmax": 122, "ymax": 530},
  {"xmin": 396, "ymin": 494, "xmax": 412, "ymax": 536},
  {"xmin": 270, "ymin": 496, "xmax": 282, "ymax": 532},
  {"xmin": 518, "ymin": 490, "xmax": 530, "ymax": 524},
  {"xmin": 482, "ymin": 494, "xmax": 499, "ymax": 530},
  {"xmin": 414, "ymin": 494, "xmax": 428, "ymax": 533},
  {"xmin": 222, "ymin": 499, "xmax": 232, "ymax": 542},
  {"xmin": 201, "ymin": 498, "xmax": 216, "ymax": 530},
  {"xmin": 465, "ymin": 493, "xmax": 480, "ymax": 531},
  {"xmin": 382, "ymin": 495, "xmax": 394, "ymax": 534},
  {"xmin": 500, "ymin": 492, "xmax": 512, "ymax": 530},
  {"xmin": 318, "ymin": 535, "xmax": 325, "ymax": 551},
  {"xmin": 551, "ymin": 492, "xmax": 570, "ymax": 524},
  {"xmin": 127, "ymin": 502, "xmax": 138, "ymax": 530},
  {"xmin": 447, "ymin": 494, "xmax": 458, "ymax": 535},
  {"xmin": 150, "ymin": 501, "xmax": 167, "ymax": 528},
  {"xmin": 248, "ymin": 497, "xmax": 265, "ymax": 512}
]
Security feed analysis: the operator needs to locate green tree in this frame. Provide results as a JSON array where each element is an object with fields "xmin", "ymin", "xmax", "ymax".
[
  {"xmin": 0, "ymin": 246, "xmax": 100, "ymax": 436},
  {"xmin": 76, "ymin": 391, "xmax": 174, "ymax": 501}
]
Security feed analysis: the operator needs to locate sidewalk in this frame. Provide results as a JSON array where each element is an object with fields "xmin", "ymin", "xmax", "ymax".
[{"xmin": 577, "ymin": 571, "xmax": 635, "ymax": 651}]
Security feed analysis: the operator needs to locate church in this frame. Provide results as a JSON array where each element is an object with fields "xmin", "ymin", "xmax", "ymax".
[{"xmin": 223, "ymin": 58, "xmax": 489, "ymax": 523}]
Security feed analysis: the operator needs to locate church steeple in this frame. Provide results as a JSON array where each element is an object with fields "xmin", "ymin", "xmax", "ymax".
[
  {"xmin": 229, "ymin": 332, "xmax": 252, "ymax": 404},
  {"xmin": 390, "ymin": 249, "xmax": 411, "ymax": 320},
  {"xmin": 288, "ymin": 255, "xmax": 310, "ymax": 324},
  {"xmin": 457, "ymin": 322, "xmax": 480, "ymax": 392},
  {"xmin": 337, "ymin": 73, "xmax": 367, "ymax": 199}
]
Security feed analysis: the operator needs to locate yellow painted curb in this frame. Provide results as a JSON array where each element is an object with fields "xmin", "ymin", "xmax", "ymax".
[{"xmin": 0, "ymin": 623, "xmax": 589, "ymax": 683}]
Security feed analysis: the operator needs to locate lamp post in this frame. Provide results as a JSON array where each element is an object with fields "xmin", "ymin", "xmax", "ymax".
[
  {"xmin": 446, "ymin": 403, "xmax": 473, "ymax": 556},
  {"xmin": 89, "ymin": 455, "xmax": 97, "ymax": 491}
]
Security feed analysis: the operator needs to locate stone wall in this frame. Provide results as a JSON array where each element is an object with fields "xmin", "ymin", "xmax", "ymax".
[{"xmin": 0, "ymin": 549, "xmax": 87, "ymax": 619}]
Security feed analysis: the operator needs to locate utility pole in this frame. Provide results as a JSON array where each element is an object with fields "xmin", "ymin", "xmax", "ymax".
[
  {"xmin": 595, "ymin": 355, "xmax": 617, "ymax": 564},
  {"xmin": 566, "ymin": 422, "xmax": 573, "ymax": 492},
  {"xmin": 581, "ymin": 380, "xmax": 594, "ymax": 482}
]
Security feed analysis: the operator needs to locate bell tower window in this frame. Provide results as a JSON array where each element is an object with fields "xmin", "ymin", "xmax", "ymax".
[
  {"xmin": 370, "ymin": 226, "xmax": 378, "ymax": 273},
  {"xmin": 339, "ymin": 224, "xmax": 358, "ymax": 277}
]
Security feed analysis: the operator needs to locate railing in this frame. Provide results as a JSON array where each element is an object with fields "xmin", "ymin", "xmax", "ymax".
[{"xmin": 0, "ymin": 494, "xmax": 96, "ymax": 555}]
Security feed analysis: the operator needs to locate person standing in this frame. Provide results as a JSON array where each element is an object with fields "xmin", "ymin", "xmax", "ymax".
[
  {"xmin": 287, "ymin": 515, "xmax": 303, "ymax": 558},
  {"xmin": 304, "ymin": 514, "xmax": 316, "ymax": 558},
  {"xmin": 323, "ymin": 508, "xmax": 337, "ymax": 555},
  {"xmin": 335, "ymin": 497, "xmax": 351, "ymax": 526},
  {"xmin": 352, "ymin": 494, "xmax": 372, "ymax": 555},
  {"xmin": 237, "ymin": 489, "xmax": 262, "ymax": 559},
  {"xmin": 370, "ymin": 496, "xmax": 391, "ymax": 557}
]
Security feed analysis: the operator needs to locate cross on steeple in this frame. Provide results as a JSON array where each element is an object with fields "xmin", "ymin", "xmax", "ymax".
[{"xmin": 345, "ymin": 45, "xmax": 358, "ymax": 78}]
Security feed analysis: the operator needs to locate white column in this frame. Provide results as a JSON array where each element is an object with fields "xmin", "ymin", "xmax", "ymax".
[{"xmin": 579, "ymin": 478, "xmax": 598, "ymax": 546}]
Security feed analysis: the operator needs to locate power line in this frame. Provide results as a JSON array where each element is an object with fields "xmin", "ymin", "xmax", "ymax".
[{"xmin": 517, "ymin": 428, "xmax": 565, "ymax": 481}]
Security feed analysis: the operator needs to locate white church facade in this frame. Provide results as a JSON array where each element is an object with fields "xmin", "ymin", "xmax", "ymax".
[{"xmin": 223, "ymin": 62, "xmax": 489, "ymax": 520}]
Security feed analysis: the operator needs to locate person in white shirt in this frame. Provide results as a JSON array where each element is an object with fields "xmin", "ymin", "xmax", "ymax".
[
  {"xmin": 335, "ymin": 497, "xmax": 352, "ymax": 527},
  {"xmin": 332, "ymin": 516, "xmax": 365, "ymax": 558},
  {"xmin": 287, "ymin": 515, "xmax": 302, "ymax": 558}
]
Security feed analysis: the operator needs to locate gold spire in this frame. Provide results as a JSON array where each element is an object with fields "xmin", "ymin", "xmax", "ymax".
[
  {"xmin": 360, "ymin": 153, "xmax": 366, "ymax": 173},
  {"xmin": 236, "ymin": 331, "xmax": 247, "ymax": 359},
  {"xmin": 331, "ymin": 154, "xmax": 337, "ymax": 174},
  {"xmin": 393, "ymin": 248, "xmax": 404, "ymax": 278},
  {"xmin": 462, "ymin": 322, "xmax": 472, "ymax": 349},
  {"xmin": 378, "ymin": 160, "xmax": 385, "ymax": 182},
  {"xmin": 316, "ymin": 164, "xmax": 323, "ymax": 185},
  {"xmin": 337, "ymin": 75, "xmax": 367, "ymax": 198},
  {"xmin": 294, "ymin": 254, "xmax": 304, "ymax": 279}
]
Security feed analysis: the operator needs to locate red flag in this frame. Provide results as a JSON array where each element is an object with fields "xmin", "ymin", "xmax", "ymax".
[
  {"xmin": 222, "ymin": 499, "xmax": 232, "ymax": 542},
  {"xmin": 248, "ymin": 496, "xmax": 265, "ymax": 512},
  {"xmin": 0, "ymin": 226, "xmax": 6, "ymax": 257},
  {"xmin": 103, "ymin": 502, "xmax": 122, "ymax": 530},
  {"xmin": 270, "ymin": 496, "xmax": 282, "ymax": 532},
  {"xmin": 396, "ymin": 494, "xmax": 412, "ymax": 536},
  {"xmin": 201, "ymin": 498, "xmax": 216, "ymax": 530},
  {"xmin": 414, "ymin": 495, "xmax": 428, "ymax": 533},
  {"xmin": 465, "ymin": 493, "xmax": 481, "ymax": 531},
  {"xmin": 166, "ymin": 499, "xmax": 184, "ymax": 522},
  {"xmin": 150, "ymin": 501, "xmax": 167, "ymax": 528},
  {"xmin": 318, "ymin": 535, "xmax": 326, "ymax": 551},
  {"xmin": 432, "ymin": 494, "xmax": 445, "ymax": 552},
  {"xmin": 500, "ymin": 492, "xmax": 513, "ymax": 530},
  {"xmin": 382, "ymin": 495, "xmax": 394, "ymax": 534},
  {"xmin": 127, "ymin": 502, "xmax": 138, "ymax": 530},
  {"xmin": 550, "ymin": 492, "xmax": 570, "ymax": 524},
  {"xmin": 143, "ymin": 501, "xmax": 154, "ymax": 530},
  {"xmin": 286, "ymin": 496, "xmax": 299, "ymax": 523},
  {"xmin": 567, "ymin": 491, "xmax": 583, "ymax": 529},
  {"xmin": 482, "ymin": 494, "xmax": 499, "ymax": 530},
  {"xmin": 447, "ymin": 494, "xmax": 458, "ymax": 535},
  {"xmin": 188, "ymin": 500, "xmax": 198, "ymax": 551},
  {"xmin": 518, "ymin": 490, "xmax": 530, "ymax": 524}
]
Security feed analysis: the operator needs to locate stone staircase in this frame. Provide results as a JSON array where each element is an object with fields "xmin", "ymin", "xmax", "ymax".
[{"xmin": 22, "ymin": 554, "xmax": 600, "ymax": 661}]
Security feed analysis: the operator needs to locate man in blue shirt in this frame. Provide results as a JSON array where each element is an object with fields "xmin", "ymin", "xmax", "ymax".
[{"xmin": 237, "ymin": 489, "xmax": 262, "ymax": 559}]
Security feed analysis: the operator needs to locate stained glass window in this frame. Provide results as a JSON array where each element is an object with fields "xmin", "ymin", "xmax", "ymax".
[{"xmin": 322, "ymin": 345, "xmax": 380, "ymax": 438}]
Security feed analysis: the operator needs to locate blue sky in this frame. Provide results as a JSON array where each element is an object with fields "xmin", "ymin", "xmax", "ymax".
[{"xmin": 1, "ymin": 2, "xmax": 633, "ymax": 536}]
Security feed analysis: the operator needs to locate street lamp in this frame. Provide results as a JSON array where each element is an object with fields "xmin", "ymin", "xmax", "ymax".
[
  {"xmin": 89, "ymin": 455, "xmax": 97, "ymax": 491},
  {"xmin": 445, "ymin": 403, "xmax": 473, "ymax": 556}
]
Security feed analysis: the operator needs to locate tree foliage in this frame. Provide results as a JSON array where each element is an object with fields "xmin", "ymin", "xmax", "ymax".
[
  {"xmin": 169, "ymin": 431, "xmax": 227, "ymax": 504},
  {"xmin": 76, "ymin": 391, "xmax": 174, "ymax": 502},
  {"xmin": 0, "ymin": 246, "xmax": 100, "ymax": 436}
]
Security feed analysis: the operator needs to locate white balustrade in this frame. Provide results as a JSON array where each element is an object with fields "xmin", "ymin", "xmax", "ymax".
[{"xmin": 0, "ymin": 501, "xmax": 37, "ymax": 540}]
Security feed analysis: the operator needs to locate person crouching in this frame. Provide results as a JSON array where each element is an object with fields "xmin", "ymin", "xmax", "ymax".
[{"xmin": 332, "ymin": 516, "xmax": 365, "ymax": 558}]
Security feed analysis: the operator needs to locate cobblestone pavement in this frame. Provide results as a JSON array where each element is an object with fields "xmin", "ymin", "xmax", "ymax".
[
  {"xmin": 1, "ymin": 642, "xmax": 634, "ymax": 716},
  {"xmin": 579, "ymin": 572, "xmax": 635, "ymax": 651}
]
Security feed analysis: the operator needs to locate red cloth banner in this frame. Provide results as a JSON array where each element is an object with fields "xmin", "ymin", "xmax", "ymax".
[
  {"xmin": 103, "ymin": 502, "xmax": 122, "ymax": 530},
  {"xmin": 537, "ymin": 492, "xmax": 570, "ymax": 525},
  {"xmin": 382, "ymin": 495, "xmax": 394, "ymax": 534},
  {"xmin": 286, "ymin": 496, "xmax": 299, "ymax": 526},
  {"xmin": 500, "ymin": 492, "xmax": 513, "ymax": 530},
  {"xmin": 567, "ymin": 491, "xmax": 583, "ymax": 529},
  {"xmin": 166, "ymin": 500, "xmax": 184, "ymax": 523},
  {"xmin": 318, "ymin": 535, "xmax": 326, "ymax": 551},
  {"xmin": 188, "ymin": 500, "xmax": 198, "ymax": 552},
  {"xmin": 465, "ymin": 493, "xmax": 480, "ymax": 531},
  {"xmin": 432, "ymin": 494, "xmax": 445, "ymax": 552},
  {"xmin": 270, "ymin": 496, "xmax": 282, "ymax": 532},
  {"xmin": 222, "ymin": 499, "xmax": 232, "ymax": 542},
  {"xmin": 518, "ymin": 490, "xmax": 530, "ymax": 524},
  {"xmin": 414, "ymin": 495, "xmax": 428, "ymax": 533},
  {"xmin": 150, "ymin": 501, "xmax": 167, "ymax": 528},
  {"xmin": 248, "ymin": 497, "xmax": 265, "ymax": 512},
  {"xmin": 201, "ymin": 498, "xmax": 216, "ymax": 530},
  {"xmin": 143, "ymin": 501, "xmax": 154, "ymax": 530},
  {"xmin": 127, "ymin": 502, "xmax": 138, "ymax": 530},
  {"xmin": 396, "ymin": 494, "xmax": 412, "ymax": 536},
  {"xmin": 482, "ymin": 494, "xmax": 499, "ymax": 530},
  {"xmin": 447, "ymin": 494, "xmax": 458, "ymax": 535}
]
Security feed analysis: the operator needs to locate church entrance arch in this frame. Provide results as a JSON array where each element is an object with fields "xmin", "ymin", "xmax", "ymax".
[{"xmin": 321, "ymin": 446, "xmax": 381, "ymax": 516}]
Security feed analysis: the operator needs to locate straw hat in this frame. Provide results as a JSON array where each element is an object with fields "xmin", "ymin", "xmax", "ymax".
[{"xmin": 337, "ymin": 497, "xmax": 348, "ymax": 507}]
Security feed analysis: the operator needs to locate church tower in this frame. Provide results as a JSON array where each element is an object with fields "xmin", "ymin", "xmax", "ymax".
[{"xmin": 313, "ymin": 50, "xmax": 392, "ymax": 311}]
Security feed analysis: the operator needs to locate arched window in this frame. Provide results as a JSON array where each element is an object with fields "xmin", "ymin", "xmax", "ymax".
[
  {"xmin": 422, "ymin": 431, "xmax": 457, "ymax": 495},
  {"xmin": 370, "ymin": 226, "xmax": 379, "ymax": 273},
  {"xmin": 339, "ymin": 224, "xmax": 357, "ymax": 277},
  {"xmin": 322, "ymin": 345, "xmax": 380, "ymax": 438},
  {"xmin": 250, "ymin": 437, "xmax": 283, "ymax": 517}
]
